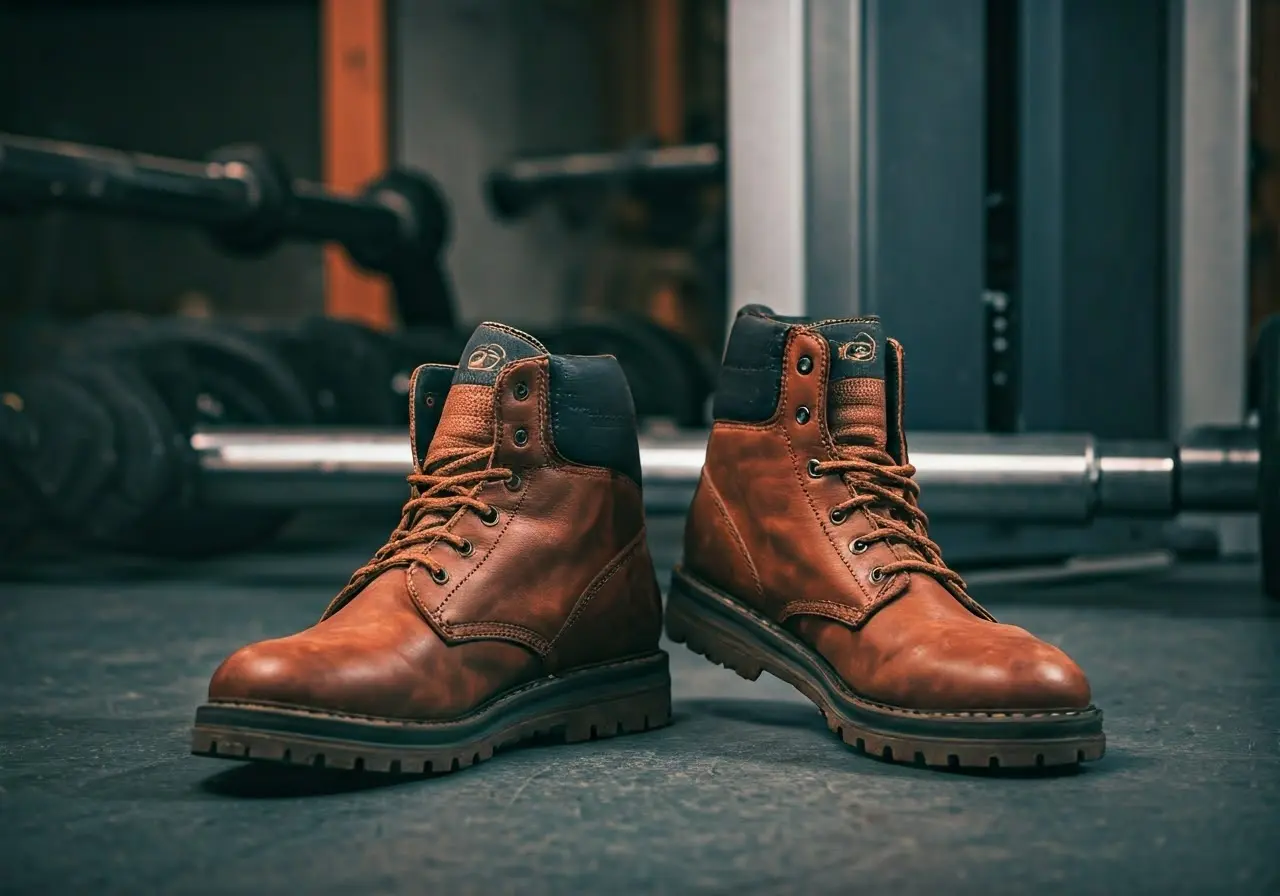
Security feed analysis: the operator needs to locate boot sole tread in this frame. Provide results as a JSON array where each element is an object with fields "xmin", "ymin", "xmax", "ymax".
[
  {"xmin": 191, "ymin": 652, "xmax": 671, "ymax": 775},
  {"xmin": 667, "ymin": 567, "xmax": 1104, "ymax": 771}
]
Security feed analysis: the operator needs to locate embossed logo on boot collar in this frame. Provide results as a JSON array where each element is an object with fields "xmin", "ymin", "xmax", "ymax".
[
  {"xmin": 466, "ymin": 343, "xmax": 507, "ymax": 371},
  {"xmin": 837, "ymin": 332, "xmax": 877, "ymax": 363}
]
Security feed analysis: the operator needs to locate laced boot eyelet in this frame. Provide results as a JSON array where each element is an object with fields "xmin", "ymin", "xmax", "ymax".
[
  {"xmin": 807, "ymin": 459, "xmax": 822, "ymax": 478},
  {"xmin": 850, "ymin": 539, "xmax": 868, "ymax": 554},
  {"xmin": 480, "ymin": 507, "xmax": 501, "ymax": 526},
  {"xmin": 431, "ymin": 567, "xmax": 450, "ymax": 584},
  {"xmin": 513, "ymin": 382, "xmax": 529, "ymax": 401},
  {"xmin": 513, "ymin": 427, "xmax": 529, "ymax": 446},
  {"xmin": 869, "ymin": 566, "xmax": 886, "ymax": 583},
  {"xmin": 795, "ymin": 406, "xmax": 811, "ymax": 424},
  {"xmin": 829, "ymin": 508, "xmax": 847, "ymax": 525},
  {"xmin": 797, "ymin": 355, "xmax": 813, "ymax": 374},
  {"xmin": 505, "ymin": 472, "xmax": 522, "ymax": 491},
  {"xmin": 455, "ymin": 539, "xmax": 474, "ymax": 557}
]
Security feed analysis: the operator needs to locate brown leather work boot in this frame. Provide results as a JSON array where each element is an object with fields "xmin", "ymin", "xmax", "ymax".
[
  {"xmin": 192, "ymin": 322, "xmax": 670, "ymax": 773},
  {"xmin": 668, "ymin": 306, "xmax": 1104, "ymax": 769}
]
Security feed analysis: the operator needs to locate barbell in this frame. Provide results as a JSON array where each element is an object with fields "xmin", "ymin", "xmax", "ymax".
[{"xmin": 190, "ymin": 423, "xmax": 1260, "ymax": 521}]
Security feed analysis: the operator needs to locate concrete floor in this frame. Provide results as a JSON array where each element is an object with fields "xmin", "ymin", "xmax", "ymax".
[{"xmin": 1, "ymin": 538, "xmax": 1278, "ymax": 895}]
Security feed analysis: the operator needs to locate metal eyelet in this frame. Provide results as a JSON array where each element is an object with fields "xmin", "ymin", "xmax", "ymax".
[
  {"xmin": 850, "ymin": 539, "xmax": 868, "ymax": 554},
  {"xmin": 480, "ymin": 507, "xmax": 500, "ymax": 526},
  {"xmin": 431, "ymin": 567, "xmax": 450, "ymax": 584},
  {"xmin": 455, "ymin": 539, "xmax": 474, "ymax": 557},
  {"xmin": 869, "ymin": 567, "xmax": 885, "ymax": 583},
  {"xmin": 513, "ymin": 428, "xmax": 529, "ymax": 446},
  {"xmin": 505, "ymin": 472, "xmax": 522, "ymax": 491},
  {"xmin": 807, "ymin": 459, "xmax": 822, "ymax": 478},
  {"xmin": 797, "ymin": 355, "xmax": 813, "ymax": 374},
  {"xmin": 829, "ymin": 508, "xmax": 847, "ymax": 525},
  {"xmin": 513, "ymin": 382, "xmax": 529, "ymax": 401},
  {"xmin": 795, "ymin": 406, "xmax": 811, "ymax": 424}
]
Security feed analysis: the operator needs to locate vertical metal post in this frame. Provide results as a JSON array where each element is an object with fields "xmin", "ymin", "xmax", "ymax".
[
  {"xmin": 727, "ymin": 0, "xmax": 808, "ymax": 324},
  {"xmin": 804, "ymin": 0, "xmax": 863, "ymax": 320},
  {"xmin": 1167, "ymin": 0, "xmax": 1253, "ymax": 554},
  {"xmin": 860, "ymin": 0, "xmax": 988, "ymax": 431},
  {"xmin": 1017, "ymin": 0, "xmax": 1065, "ymax": 432}
]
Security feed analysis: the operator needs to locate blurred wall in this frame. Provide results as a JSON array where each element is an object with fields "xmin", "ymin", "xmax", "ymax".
[
  {"xmin": 394, "ymin": 0, "xmax": 604, "ymax": 327},
  {"xmin": 0, "ymin": 1, "xmax": 324, "ymax": 320}
]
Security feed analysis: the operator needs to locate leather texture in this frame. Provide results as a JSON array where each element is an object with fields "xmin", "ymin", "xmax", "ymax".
[
  {"xmin": 548, "ymin": 354, "xmax": 644, "ymax": 485},
  {"xmin": 209, "ymin": 352, "xmax": 662, "ymax": 721},
  {"xmin": 712, "ymin": 309, "xmax": 790, "ymax": 423},
  {"xmin": 684, "ymin": 320, "xmax": 1093, "ymax": 713},
  {"xmin": 409, "ymin": 363, "xmax": 457, "ymax": 467}
]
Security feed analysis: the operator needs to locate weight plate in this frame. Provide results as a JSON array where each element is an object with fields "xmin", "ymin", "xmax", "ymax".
[
  {"xmin": 66, "ymin": 315, "xmax": 311, "ymax": 557},
  {"xmin": 0, "ymin": 313, "xmax": 69, "ymax": 377},
  {"xmin": 0, "ymin": 397, "xmax": 45, "ymax": 557},
  {"xmin": 287, "ymin": 317, "xmax": 405, "ymax": 425},
  {"xmin": 0, "ymin": 370, "xmax": 119, "ymax": 527},
  {"xmin": 61, "ymin": 362, "xmax": 183, "ymax": 545},
  {"xmin": 1258, "ymin": 315, "xmax": 1280, "ymax": 599},
  {"xmin": 68, "ymin": 314, "xmax": 315, "ymax": 428},
  {"xmin": 627, "ymin": 317, "xmax": 716, "ymax": 427}
]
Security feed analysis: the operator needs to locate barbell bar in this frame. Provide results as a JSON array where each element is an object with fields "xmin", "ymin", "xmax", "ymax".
[{"xmin": 191, "ymin": 423, "xmax": 1259, "ymax": 521}]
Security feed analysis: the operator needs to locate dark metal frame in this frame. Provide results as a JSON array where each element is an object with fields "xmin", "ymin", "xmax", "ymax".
[{"xmin": 727, "ymin": 0, "xmax": 1254, "ymax": 564}]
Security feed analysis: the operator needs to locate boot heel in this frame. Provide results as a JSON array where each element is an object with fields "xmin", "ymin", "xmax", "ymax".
[
  {"xmin": 665, "ymin": 589, "xmax": 765, "ymax": 682},
  {"xmin": 560, "ymin": 685, "xmax": 672, "ymax": 743}
]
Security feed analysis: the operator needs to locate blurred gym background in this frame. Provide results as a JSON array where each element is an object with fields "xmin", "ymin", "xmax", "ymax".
[
  {"xmin": 2, "ymin": 3, "xmax": 1280, "ymax": 894},
  {"xmin": 1, "ymin": 0, "xmax": 1277, "ymax": 571},
  {"xmin": 0, "ymin": 0, "xmax": 728, "ymax": 339}
]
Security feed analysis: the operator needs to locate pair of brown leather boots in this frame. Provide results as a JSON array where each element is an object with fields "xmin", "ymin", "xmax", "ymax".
[{"xmin": 192, "ymin": 308, "xmax": 1104, "ymax": 774}]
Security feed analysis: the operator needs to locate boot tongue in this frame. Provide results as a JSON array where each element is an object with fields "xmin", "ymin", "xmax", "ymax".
[
  {"xmin": 431, "ymin": 322, "xmax": 548, "ymax": 455},
  {"xmin": 809, "ymin": 318, "xmax": 888, "ymax": 452}
]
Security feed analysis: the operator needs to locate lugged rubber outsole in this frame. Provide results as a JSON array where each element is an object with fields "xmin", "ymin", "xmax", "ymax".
[
  {"xmin": 191, "ymin": 652, "xmax": 672, "ymax": 775},
  {"xmin": 666, "ymin": 568, "xmax": 1104, "ymax": 770}
]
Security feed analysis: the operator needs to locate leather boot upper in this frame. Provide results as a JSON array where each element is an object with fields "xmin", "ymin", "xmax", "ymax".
[
  {"xmin": 683, "ymin": 307, "xmax": 1091, "ymax": 713},
  {"xmin": 208, "ymin": 323, "xmax": 663, "ymax": 720}
]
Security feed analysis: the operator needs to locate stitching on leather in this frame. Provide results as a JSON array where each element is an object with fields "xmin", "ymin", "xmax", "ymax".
[
  {"xmin": 407, "ymin": 365, "xmax": 421, "ymax": 460},
  {"xmin": 777, "ymin": 332, "xmax": 875, "ymax": 608},
  {"xmin": 541, "ymin": 361, "xmax": 645, "ymax": 499},
  {"xmin": 446, "ymin": 620, "xmax": 549, "ymax": 653},
  {"xmin": 425, "ymin": 481, "xmax": 529, "ymax": 623},
  {"xmin": 209, "ymin": 694, "xmax": 1089, "ymax": 725},
  {"xmin": 700, "ymin": 470, "xmax": 765, "ymax": 600},
  {"xmin": 804, "ymin": 317, "xmax": 881, "ymax": 329},
  {"xmin": 779, "ymin": 598, "xmax": 867, "ymax": 628},
  {"xmin": 678, "ymin": 573, "xmax": 1094, "ymax": 720},
  {"xmin": 547, "ymin": 527, "xmax": 648, "ymax": 653},
  {"xmin": 480, "ymin": 320, "xmax": 550, "ymax": 353}
]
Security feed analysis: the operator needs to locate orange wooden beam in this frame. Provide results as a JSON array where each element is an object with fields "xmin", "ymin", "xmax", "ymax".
[
  {"xmin": 321, "ymin": 0, "xmax": 392, "ymax": 328},
  {"xmin": 648, "ymin": 0, "xmax": 685, "ymax": 144}
]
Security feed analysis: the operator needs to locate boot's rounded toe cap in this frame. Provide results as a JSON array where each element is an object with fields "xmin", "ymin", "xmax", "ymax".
[
  {"xmin": 869, "ymin": 625, "xmax": 1093, "ymax": 713},
  {"xmin": 207, "ymin": 640, "xmax": 316, "ymax": 707}
]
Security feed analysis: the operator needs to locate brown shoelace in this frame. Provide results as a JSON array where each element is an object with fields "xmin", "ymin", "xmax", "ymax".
[
  {"xmin": 324, "ymin": 445, "xmax": 514, "ymax": 616},
  {"xmin": 813, "ymin": 445, "xmax": 967, "ymax": 591}
]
